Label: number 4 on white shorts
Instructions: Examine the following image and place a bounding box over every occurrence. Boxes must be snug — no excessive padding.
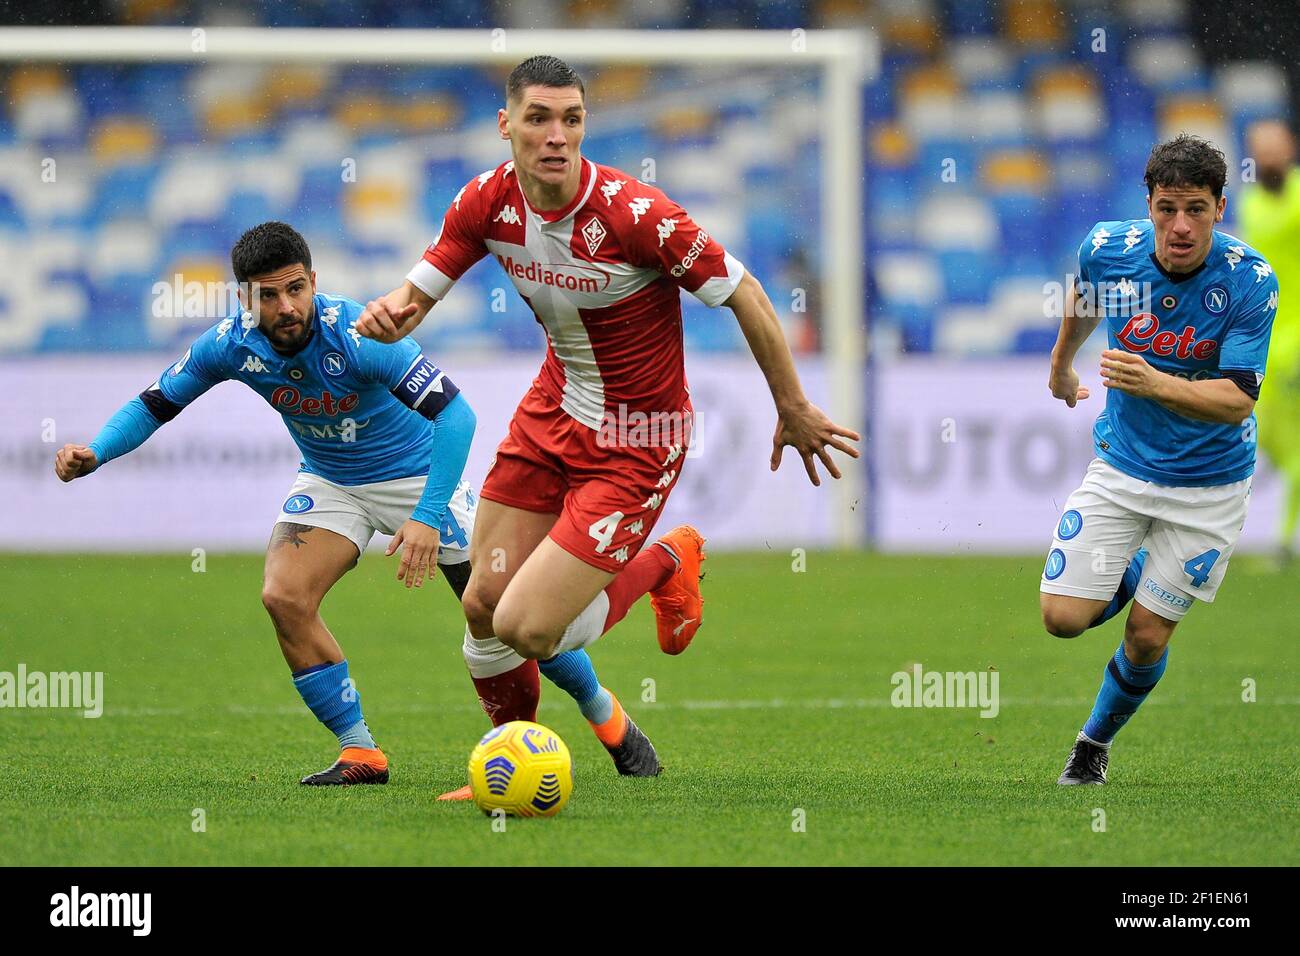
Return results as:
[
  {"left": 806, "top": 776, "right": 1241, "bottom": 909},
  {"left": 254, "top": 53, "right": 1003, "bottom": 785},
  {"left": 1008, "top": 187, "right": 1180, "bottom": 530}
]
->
[
  {"left": 588, "top": 511, "right": 625, "bottom": 554},
  {"left": 1183, "top": 548, "right": 1221, "bottom": 589}
]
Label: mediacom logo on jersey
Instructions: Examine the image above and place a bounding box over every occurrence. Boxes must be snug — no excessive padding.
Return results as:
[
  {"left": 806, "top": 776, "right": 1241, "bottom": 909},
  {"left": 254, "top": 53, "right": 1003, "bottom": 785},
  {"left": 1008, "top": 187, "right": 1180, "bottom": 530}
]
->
[
  {"left": 496, "top": 255, "right": 610, "bottom": 293},
  {"left": 1116, "top": 314, "right": 1218, "bottom": 359}
]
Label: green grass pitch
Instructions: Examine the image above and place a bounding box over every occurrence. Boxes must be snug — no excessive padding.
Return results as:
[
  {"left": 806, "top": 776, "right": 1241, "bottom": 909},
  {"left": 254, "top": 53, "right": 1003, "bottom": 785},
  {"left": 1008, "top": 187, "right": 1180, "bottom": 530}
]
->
[{"left": 1, "top": 551, "right": 1295, "bottom": 866}]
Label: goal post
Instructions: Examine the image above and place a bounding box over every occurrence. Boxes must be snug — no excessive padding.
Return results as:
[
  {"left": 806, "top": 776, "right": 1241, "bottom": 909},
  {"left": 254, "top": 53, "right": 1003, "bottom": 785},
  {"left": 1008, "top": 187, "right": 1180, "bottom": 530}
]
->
[{"left": 0, "top": 25, "right": 875, "bottom": 547}]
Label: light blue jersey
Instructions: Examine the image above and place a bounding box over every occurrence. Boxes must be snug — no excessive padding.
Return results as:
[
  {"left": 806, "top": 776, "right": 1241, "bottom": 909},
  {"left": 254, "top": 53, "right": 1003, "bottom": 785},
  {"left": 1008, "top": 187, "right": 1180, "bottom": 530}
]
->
[
  {"left": 155, "top": 293, "right": 457, "bottom": 485},
  {"left": 1075, "top": 219, "right": 1278, "bottom": 486}
]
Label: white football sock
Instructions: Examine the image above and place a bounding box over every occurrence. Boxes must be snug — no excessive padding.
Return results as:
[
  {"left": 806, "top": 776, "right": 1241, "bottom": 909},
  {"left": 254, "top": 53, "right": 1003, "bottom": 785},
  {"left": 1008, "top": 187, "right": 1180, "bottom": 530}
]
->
[
  {"left": 552, "top": 591, "right": 611, "bottom": 655},
  {"left": 461, "top": 626, "right": 528, "bottom": 678}
]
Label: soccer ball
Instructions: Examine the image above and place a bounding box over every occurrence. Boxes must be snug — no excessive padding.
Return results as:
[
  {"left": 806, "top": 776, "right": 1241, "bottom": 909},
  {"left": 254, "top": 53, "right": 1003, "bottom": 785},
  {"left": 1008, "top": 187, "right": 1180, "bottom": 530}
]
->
[{"left": 467, "top": 720, "right": 573, "bottom": 817}]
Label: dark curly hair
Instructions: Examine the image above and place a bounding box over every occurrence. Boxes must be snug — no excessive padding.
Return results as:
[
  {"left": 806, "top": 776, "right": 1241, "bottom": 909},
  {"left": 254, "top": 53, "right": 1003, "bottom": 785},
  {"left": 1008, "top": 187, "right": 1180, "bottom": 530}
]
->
[
  {"left": 231, "top": 221, "right": 311, "bottom": 283},
  {"left": 1144, "top": 134, "right": 1228, "bottom": 199}
]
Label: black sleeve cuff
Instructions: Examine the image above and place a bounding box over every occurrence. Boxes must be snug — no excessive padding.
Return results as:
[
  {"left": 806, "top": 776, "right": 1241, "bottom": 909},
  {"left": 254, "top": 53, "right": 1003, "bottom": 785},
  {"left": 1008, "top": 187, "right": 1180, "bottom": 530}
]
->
[
  {"left": 139, "top": 386, "right": 184, "bottom": 423},
  {"left": 1221, "top": 369, "right": 1261, "bottom": 401}
]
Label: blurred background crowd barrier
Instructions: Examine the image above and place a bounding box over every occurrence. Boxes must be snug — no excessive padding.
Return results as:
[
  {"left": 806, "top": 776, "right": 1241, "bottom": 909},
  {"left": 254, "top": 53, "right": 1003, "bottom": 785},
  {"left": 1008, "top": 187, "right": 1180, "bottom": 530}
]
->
[{"left": 2, "top": 0, "right": 1295, "bottom": 552}]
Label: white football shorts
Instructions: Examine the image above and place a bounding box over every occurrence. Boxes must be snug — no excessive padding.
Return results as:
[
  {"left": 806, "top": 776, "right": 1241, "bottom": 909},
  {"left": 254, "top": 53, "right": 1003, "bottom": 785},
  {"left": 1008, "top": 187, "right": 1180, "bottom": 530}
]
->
[
  {"left": 1039, "top": 458, "right": 1252, "bottom": 621},
  {"left": 274, "top": 472, "right": 476, "bottom": 564}
]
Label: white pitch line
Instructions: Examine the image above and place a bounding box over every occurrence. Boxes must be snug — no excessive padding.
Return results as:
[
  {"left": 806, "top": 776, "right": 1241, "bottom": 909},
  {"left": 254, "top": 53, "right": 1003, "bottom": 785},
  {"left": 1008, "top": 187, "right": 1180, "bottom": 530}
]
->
[{"left": 96, "top": 696, "right": 1300, "bottom": 718}]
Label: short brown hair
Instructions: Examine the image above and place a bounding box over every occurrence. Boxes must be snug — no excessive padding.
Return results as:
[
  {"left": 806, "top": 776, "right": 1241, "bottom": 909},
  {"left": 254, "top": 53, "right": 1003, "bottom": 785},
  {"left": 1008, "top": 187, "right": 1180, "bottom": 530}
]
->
[{"left": 1144, "top": 134, "right": 1227, "bottom": 199}]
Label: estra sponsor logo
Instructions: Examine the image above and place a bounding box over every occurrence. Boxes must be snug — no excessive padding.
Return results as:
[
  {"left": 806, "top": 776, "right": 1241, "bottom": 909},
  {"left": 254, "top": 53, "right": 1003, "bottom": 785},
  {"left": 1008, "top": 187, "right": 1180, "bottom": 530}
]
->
[
  {"left": 496, "top": 255, "right": 610, "bottom": 293},
  {"left": 1116, "top": 314, "right": 1218, "bottom": 359},
  {"left": 270, "top": 387, "right": 360, "bottom": 417}
]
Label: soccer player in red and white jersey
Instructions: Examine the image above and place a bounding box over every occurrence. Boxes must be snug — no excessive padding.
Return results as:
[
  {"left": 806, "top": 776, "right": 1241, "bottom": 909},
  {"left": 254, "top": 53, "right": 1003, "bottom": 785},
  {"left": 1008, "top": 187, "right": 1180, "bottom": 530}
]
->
[{"left": 358, "top": 56, "right": 859, "bottom": 783}]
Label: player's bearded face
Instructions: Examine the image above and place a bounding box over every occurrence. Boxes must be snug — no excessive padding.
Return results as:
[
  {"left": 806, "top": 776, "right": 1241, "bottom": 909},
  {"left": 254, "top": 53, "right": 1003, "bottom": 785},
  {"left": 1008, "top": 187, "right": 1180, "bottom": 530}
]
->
[
  {"left": 1147, "top": 185, "right": 1224, "bottom": 274},
  {"left": 246, "top": 265, "right": 316, "bottom": 350},
  {"left": 501, "top": 85, "right": 585, "bottom": 195}
]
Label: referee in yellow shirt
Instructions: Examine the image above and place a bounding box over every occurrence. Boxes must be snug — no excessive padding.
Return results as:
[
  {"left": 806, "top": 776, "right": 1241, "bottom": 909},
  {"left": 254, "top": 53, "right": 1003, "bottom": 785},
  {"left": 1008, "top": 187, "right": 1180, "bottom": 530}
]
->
[{"left": 1240, "top": 119, "right": 1300, "bottom": 563}]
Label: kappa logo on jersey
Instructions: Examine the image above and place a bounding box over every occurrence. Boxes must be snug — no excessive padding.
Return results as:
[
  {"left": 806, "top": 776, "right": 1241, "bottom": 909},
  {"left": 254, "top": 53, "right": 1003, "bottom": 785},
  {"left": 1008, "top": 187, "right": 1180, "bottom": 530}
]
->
[
  {"left": 477, "top": 168, "right": 496, "bottom": 189},
  {"left": 1225, "top": 245, "right": 1245, "bottom": 270},
  {"left": 1091, "top": 228, "right": 1111, "bottom": 254},
  {"left": 347, "top": 323, "right": 362, "bottom": 348},
  {"left": 452, "top": 184, "right": 467, "bottom": 211},
  {"left": 216, "top": 317, "right": 234, "bottom": 339},
  {"left": 1269, "top": 289, "right": 1279, "bottom": 310},
  {"left": 1123, "top": 224, "right": 1143, "bottom": 253},
  {"left": 322, "top": 352, "right": 347, "bottom": 377},
  {"left": 171, "top": 349, "right": 191, "bottom": 375},
  {"left": 628, "top": 196, "right": 653, "bottom": 223},
  {"left": 496, "top": 255, "right": 611, "bottom": 293},
  {"left": 600, "top": 179, "right": 627, "bottom": 204},
  {"left": 582, "top": 217, "right": 607, "bottom": 256},
  {"left": 270, "top": 386, "right": 359, "bottom": 417},
  {"left": 1203, "top": 286, "right": 1230, "bottom": 315},
  {"left": 240, "top": 310, "right": 258, "bottom": 330},
  {"left": 494, "top": 205, "right": 522, "bottom": 225},
  {"left": 656, "top": 217, "right": 679, "bottom": 247},
  {"left": 1116, "top": 314, "right": 1219, "bottom": 359},
  {"left": 1253, "top": 260, "right": 1273, "bottom": 283},
  {"left": 240, "top": 355, "right": 270, "bottom": 374},
  {"left": 320, "top": 304, "right": 340, "bottom": 328}
]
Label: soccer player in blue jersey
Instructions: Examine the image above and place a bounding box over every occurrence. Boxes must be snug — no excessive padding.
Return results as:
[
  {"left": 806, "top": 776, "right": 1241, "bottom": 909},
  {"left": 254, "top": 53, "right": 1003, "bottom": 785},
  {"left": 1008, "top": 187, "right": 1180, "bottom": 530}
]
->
[
  {"left": 54, "top": 221, "right": 661, "bottom": 786},
  {"left": 1041, "top": 135, "right": 1278, "bottom": 784}
]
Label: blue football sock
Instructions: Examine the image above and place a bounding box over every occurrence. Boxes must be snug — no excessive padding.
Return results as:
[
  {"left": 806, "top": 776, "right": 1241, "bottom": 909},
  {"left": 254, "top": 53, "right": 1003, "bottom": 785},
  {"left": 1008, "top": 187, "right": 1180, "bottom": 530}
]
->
[
  {"left": 291, "top": 659, "right": 377, "bottom": 751},
  {"left": 1090, "top": 548, "right": 1147, "bottom": 629},
  {"left": 1081, "top": 643, "right": 1168, "bottom": 745},
  {"left": 539, "top": 649, "right": 614, "bottom": 724}
]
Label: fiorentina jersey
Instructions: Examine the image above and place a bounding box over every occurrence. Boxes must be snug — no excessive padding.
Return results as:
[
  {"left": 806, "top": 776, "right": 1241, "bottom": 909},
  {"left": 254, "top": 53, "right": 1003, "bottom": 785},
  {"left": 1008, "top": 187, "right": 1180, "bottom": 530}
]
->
[
  {"left": 1075, "top": 219, "right": 1278, "bottom": 486},
  {"left": 405, "top": 158, "right": 747, "bottom": 429},
  {"left": 154, "top": 293, "right": 459, "bottom": 484}
]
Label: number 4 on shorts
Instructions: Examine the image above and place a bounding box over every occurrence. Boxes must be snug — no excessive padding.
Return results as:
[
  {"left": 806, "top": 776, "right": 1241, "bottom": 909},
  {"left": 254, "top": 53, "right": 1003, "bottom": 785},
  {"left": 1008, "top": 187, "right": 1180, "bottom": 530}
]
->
[
  {"left": 588, "top": 511, "right": 625, "bottom": 554},
  {"left": 1183, "top": 548, "right": 1220, "bottom": 588}
]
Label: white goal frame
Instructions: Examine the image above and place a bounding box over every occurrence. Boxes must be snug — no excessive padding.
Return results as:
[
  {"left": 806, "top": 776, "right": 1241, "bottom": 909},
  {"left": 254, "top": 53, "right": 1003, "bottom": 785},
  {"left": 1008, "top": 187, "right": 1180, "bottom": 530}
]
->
[{"left": 0, "top": 26, "right": 875, "bottom": 546}]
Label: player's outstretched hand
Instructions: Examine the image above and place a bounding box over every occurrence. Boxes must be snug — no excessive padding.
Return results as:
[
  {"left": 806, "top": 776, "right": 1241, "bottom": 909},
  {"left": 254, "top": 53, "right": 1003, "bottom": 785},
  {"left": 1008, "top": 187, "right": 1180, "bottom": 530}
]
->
[
  {"left": 388, "top": 518, "right": 441, "bottom": 589},
  {"left": 770, "top": 401, "right": 861, "bottom": 487},
  {"left": 1100, "top": 349, "right": 1162, "bottom": 398},
  {"left": 1049, "top": 365, "right": 1090, "bottom": 407},
  {"left": 54, "top": 444, "right": 98, "bottom": 482},
  {"left": 356, "top": 296, "right": 419, "bottom": 344}
]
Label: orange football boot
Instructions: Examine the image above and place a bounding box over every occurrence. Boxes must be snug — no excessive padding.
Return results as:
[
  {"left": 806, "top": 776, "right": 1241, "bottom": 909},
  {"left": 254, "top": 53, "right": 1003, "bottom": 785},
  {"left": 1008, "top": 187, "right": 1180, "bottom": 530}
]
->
[
  {"left": 299, "top": 746, "right": 389, "bottom": 785},
  {"left": 648, "top": 525, "right": 706, "bottom": 655}
]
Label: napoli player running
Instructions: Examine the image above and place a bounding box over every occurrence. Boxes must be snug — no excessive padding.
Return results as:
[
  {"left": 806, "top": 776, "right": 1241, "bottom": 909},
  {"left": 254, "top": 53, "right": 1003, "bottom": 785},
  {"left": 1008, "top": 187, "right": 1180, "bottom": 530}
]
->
[
  {"left": 1042, "top": 135, "right": 1277, "bottom": 784},
  {"left": 54, "top": 221, "right": 650, "bottom": 786},
  {"left": 356, "top": 55, "right": 860, "bottom": 797}
]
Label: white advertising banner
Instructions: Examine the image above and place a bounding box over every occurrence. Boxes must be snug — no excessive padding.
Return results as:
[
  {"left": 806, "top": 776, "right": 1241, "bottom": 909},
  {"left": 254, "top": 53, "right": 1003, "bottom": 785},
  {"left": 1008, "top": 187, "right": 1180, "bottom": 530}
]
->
[
  {"left": 0, "top": 353, "right": 837, "bottom": 552},
  {"left": 872, "top": 358, "right": 1286, "bottom": 554}
]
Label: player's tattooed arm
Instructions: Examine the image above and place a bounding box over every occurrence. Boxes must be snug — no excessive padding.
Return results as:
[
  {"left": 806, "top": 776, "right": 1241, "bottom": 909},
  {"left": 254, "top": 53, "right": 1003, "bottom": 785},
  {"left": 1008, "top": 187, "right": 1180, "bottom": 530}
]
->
[{"left": 270, "top": 522, "right": 316, "bottom": 550}]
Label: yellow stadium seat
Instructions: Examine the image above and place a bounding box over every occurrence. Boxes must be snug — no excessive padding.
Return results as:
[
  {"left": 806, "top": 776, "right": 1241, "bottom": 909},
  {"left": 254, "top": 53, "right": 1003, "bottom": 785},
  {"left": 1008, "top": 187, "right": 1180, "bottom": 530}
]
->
[
  {"left": 8, "top": 66, "right": 68, "bottom": 105},
  {"left": 1005, "top": 0, "right": 1065, "bottom": 48},
  {"left": 982, "top": 149, "right": 1051, "bottom": 192},
  {"left": 871, "top": 123, "right": 916, "bottom": 168},
  {"left": 90, "top": 118, "right": 159, "bottom": 165},
  {"left": 204, "top": 97, "right": 273, "bottom": 137}
]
